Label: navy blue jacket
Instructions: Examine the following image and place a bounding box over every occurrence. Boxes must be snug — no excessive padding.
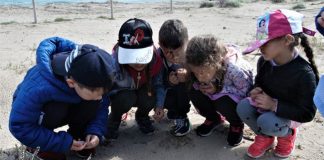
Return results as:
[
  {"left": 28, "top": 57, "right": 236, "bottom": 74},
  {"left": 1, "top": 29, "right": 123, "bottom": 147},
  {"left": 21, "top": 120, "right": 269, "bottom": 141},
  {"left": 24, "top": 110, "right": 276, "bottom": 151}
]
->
[
  {"left": 316, "top": 7, "right": 324, "bottom": 36},
  {"left": 9, "top": 37, "right": 110, "bottom": 153}
]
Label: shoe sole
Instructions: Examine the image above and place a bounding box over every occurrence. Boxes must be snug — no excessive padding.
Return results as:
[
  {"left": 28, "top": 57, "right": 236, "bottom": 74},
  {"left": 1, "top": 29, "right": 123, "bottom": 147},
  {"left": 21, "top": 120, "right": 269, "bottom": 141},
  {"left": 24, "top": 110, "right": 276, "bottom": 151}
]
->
[
  {"left": 273, "top": 143, "right": 295, "bottom": 158},
  {"left": 196, "top": 123, "right": 223, "bottom": 137},
  {"left": 246, "top": 144, "right": 274, "bottom": 159},
  {"left": 172, "top": 127, "right": 191, "bottom": 137}
]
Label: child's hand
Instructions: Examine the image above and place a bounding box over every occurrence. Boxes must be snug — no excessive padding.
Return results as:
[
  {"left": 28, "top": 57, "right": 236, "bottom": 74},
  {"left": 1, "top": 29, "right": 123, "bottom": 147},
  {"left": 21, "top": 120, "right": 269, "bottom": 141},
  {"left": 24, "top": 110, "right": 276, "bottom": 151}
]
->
[
  {"left": 199, "top": 82, "right": 217, "bottom": 94},
  {"left": 176, "top": 68, "right": 188, "bottom": 83},
  {"left": 84, "top": 135, "right": 100, "bottom": 149},
  {"left": 71, "top": 140, "right": 87, "bottom": 151},
  {"left": 169, "top": 71, "right": 179, "bottom": 85},
  {"left": 153, "top": 108, "right": 164, "bottom": 122},
  {"left": 250, "top": 87, "right": 263, "bottom": 100},
  {"left": 317, "top": 11, "right": 324, "bottom": 28},
  {"left": 254, "top": 92, "right": 277, "bottom": 111}
]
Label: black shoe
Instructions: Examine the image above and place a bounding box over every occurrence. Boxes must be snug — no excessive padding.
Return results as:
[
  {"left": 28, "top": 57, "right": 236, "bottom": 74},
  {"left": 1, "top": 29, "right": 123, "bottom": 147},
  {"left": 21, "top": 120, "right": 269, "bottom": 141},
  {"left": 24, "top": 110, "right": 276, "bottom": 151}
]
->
[
  {"left": 75, "top": 148, "right": 96, "bottom": 159},
  {"left": 196, "top": 119, "right": 224, "bottom": 137},
  {"left": 105, "top": 121, "right": 121, "bottom": 140},
  {"left": 227, "top": 123, "right": 244, "bottom": 146},
  {"left": 26, "top": 147, "right": 66, "bottom": 160},
  {"left": 136, "top": 117, "right": 155, "bottom": 135},
  {"left": 170, "top": 117, "right": 191, "bottom": 137}
]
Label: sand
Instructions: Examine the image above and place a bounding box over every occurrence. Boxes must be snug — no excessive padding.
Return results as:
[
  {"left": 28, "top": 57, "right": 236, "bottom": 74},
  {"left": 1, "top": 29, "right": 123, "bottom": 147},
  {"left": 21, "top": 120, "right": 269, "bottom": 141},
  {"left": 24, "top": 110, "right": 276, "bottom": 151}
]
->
[{"left": 1, "top": 0, "right": 324, "bottom": 159}]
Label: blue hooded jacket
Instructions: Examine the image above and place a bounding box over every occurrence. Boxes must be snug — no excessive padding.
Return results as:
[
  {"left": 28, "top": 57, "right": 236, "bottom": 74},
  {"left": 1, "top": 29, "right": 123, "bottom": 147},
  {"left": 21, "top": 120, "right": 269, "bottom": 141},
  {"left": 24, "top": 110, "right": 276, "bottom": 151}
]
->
[
  {"left": 316, "top": 7, "right": 324, "bottom": 36},
  {"left": 9, "top": 37, "right": 111, "bottom": 153}
]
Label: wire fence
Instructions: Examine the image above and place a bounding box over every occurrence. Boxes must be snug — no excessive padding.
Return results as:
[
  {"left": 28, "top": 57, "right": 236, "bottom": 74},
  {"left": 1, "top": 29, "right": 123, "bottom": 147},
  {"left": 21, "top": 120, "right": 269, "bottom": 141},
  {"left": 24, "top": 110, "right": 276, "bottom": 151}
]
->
[{"left": 1, "top": 0, "right": 179, "bottom": 24}]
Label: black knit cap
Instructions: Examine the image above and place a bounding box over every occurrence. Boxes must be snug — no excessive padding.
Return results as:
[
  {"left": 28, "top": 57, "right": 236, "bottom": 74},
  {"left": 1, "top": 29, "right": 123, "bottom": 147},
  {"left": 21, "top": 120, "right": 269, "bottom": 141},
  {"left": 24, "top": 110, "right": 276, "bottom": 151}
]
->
[{"left": 52, "top": 44, "right": 113, "bottom": 89}]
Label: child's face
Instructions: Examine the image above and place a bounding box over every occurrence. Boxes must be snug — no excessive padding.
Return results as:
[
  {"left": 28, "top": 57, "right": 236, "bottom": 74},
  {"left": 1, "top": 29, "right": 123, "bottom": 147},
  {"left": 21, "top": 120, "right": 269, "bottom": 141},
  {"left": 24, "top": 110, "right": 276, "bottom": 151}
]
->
[
  {"left": 129, "top": 64, "right": 147, "bottom": 71},
  {"left": 66, "top": 79, "right": 104, "bottom": 101},
  {"left": 160, "top": 44, "right": 186, "bottom": 64},
  {"left": 189, "top": 65, "right": 216, "bottom": 84},
  {"left": 259, "top": 36, "right": 292, "bottom": 61}
]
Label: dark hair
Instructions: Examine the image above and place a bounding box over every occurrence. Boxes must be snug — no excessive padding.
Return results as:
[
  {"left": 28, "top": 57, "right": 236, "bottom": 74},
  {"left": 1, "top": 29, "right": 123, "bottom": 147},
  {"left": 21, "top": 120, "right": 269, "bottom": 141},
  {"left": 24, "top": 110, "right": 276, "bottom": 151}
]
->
[
  {"left": 290, "top": 33, "right": 319, "bottom": 83},
  {"left": 186, "top": 34, "right": 227, "bottom": 82},
  {"left": 186, "top": 34, "right": 227, "bottom": 68},
  {"left": 159, "top": 19, "right": 188, "bottom": 49},
  {"left": 76, "top": 79, "right": 112, "bottom": 93},
  {"left": 259, "top": 19, "right": 266, "bottom": 27}
]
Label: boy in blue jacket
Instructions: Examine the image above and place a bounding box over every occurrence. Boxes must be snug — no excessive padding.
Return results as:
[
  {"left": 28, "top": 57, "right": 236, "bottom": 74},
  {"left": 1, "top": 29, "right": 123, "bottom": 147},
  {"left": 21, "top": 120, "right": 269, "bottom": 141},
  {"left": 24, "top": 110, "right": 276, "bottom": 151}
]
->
[{"left": 9, "top": 37, "right": 115, "bottom": 160}]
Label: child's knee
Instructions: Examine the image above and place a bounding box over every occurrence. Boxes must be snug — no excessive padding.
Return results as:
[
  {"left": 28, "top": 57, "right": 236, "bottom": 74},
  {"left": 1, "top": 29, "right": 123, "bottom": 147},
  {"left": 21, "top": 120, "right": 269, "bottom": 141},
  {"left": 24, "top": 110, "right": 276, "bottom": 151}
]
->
[
  {"left": 236, "top": 99, "right": 254, "bottom": 119},
  {"left": 257, "top": 113, "right": 289, "bottom": 137}
]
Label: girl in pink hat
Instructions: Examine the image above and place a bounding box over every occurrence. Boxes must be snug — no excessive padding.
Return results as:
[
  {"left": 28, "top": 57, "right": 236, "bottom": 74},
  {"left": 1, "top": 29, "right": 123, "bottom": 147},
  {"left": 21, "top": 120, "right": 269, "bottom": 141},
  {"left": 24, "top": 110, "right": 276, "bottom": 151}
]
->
[{"left": 237, "top": 9, "right": 319, "bottom": 158}]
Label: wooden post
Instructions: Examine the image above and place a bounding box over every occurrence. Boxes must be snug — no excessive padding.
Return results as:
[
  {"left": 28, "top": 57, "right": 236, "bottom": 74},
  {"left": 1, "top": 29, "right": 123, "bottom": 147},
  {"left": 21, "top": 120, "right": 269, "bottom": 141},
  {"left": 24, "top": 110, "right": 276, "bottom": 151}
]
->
[
  {"left": 170, "top": 0, "right": 173, "bottom": 13},
  {"left": 32, "top": 0, "right": 37, "bottom": 23},
  {"left": 110, "top": 0, "right": 114, "bottom": 19}
]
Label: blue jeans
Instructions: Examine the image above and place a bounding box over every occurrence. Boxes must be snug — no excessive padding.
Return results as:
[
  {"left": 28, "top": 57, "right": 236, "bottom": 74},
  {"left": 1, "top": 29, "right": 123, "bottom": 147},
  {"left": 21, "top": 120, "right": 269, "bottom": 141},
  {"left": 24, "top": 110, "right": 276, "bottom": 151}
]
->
[{"left": 236, "top": 99, "right": 292, "bottom": 137}]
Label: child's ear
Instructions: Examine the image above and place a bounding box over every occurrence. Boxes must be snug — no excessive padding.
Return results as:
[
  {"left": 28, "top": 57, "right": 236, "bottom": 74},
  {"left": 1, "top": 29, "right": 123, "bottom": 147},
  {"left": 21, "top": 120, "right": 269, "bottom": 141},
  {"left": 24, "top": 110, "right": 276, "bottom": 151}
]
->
[
  {"left": 66, "top": 78, "right": 76, "bottom": 88},
  {"left": 284, "top": 34, "right": 295, "bottom": 46}
]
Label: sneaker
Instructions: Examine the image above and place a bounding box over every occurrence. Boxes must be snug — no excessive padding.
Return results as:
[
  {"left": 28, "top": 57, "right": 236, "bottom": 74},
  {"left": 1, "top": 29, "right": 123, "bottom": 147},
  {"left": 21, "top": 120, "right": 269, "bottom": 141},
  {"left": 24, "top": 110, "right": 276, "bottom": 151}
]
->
[
  {"left": 170, "top": 117, "right": 191, "bottom": 137},
  {"left": 227, "top": 124, "right": 244, "bottom": 146},
  {"left": 26, "top": 148, "right": 66, "bottom": 160},
  {"left": 75, "top": 148, "right": 96, "bottom": 159},
  {"left": 247, "top": 135, "right": 275, "bottom": 158},
  {"left": 195, "top": 119, "right": 224, "bottom": 137},
  {"left": 274, "top": 128, "right": 297, "bottom": 158},
  {"left": 136, "top": 117, "right": 155, "bottom": 135}
]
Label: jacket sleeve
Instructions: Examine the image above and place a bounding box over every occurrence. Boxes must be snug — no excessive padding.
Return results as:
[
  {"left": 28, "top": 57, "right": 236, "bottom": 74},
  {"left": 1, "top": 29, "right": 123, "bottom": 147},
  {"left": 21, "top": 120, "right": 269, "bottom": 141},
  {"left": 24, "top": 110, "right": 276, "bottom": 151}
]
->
[
  {"left": 153, "top": 68, "right": 167, "bottom": 108},
  {"left": 315, "top": 7, "right": 324, "bottom": 36},
  {"left": 36, "top": 37, "right": 76, "bottom": 67},
  {"left": 275, "top": 71, "right": 317, "bottom": 123},
  {"left": 9, "top": 85, "right": 73, "bottom": 153},
  {"left": 85, "top": 95, "right": 109, "bottom": 142},
  {"left": 254, "top": 57, "right": 265, "bottom": 88},
  {"left": 227, "top": 63, "right": 253, "bottom": 98},
  {"left": 314, "top": 75, "right": 324, "bottom": 116}
]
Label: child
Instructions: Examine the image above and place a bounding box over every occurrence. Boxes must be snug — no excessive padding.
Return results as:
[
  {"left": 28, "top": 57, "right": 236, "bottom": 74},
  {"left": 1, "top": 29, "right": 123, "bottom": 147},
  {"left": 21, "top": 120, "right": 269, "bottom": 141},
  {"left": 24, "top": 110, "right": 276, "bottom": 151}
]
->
[
  {"left": 314, "top": 7, "right": 324, "bottom": 116},
  {"left": 9, "top": 37, "right": 115, "bottom": 159},
  {"left": 106, "top": 18, "right": 164, "bottom": 140},
  {"left": 237, "top": 9, "right": 318, "bottom": 158},
  {"left": 185, "top": 35, "right": 253, "bottom": 146},
  {"left": 153, "top": 19, "right": 191, "bottom": 137},
  {"left": 315, "top": 7, "right": 324, "bottom": 36}
]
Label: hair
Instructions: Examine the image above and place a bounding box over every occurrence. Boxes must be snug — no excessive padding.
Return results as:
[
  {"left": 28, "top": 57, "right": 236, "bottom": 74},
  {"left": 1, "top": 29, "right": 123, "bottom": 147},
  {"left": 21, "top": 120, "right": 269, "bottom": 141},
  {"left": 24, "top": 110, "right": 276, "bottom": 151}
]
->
[
  {"left": 186, "top": 34, "right": 227, "bottom": 67},
  {"left": 75, "top": 79, "right": 112, "bottom": 93},
  {"left": 259, "top": 19, "right": 266, "bottom": 27},
  {"left": 159, "top": 19, "right": 188, "bottom": 50},
  {"left": 290, "top": 33, "right": 319, "bottom": 83},
  {"left": 186, "top": 34, "right": 227, "bottom": 81}
]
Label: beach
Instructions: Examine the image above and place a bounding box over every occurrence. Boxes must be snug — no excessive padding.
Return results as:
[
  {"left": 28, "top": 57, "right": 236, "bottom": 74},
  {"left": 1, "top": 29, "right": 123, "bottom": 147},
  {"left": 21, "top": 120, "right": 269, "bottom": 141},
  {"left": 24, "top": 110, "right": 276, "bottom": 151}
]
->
[{"left": 1, "top": 0, "right": 324, "bottom": 159}]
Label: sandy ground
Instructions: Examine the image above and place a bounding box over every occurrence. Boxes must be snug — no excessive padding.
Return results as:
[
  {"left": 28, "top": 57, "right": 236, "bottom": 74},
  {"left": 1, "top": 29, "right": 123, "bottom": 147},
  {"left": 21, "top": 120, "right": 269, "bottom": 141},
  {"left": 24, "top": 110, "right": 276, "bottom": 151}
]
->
[{"left": 1, "top": 0, "right": 324, "bottom": 159}]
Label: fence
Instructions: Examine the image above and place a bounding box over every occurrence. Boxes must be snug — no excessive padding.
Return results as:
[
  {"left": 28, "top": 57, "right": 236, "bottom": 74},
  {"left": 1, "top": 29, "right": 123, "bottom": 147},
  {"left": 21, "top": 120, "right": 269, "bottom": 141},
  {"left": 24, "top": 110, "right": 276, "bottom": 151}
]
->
[{"left": 2, "top": 0, "right": 175, "bottom": 24}]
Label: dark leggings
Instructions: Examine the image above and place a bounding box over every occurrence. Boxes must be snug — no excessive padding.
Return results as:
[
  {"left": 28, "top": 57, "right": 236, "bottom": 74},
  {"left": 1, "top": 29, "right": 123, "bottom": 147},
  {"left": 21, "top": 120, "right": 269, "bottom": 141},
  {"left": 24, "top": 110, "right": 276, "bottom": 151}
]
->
[
  {"left": 189, "top": 89, "right": 243, "bottom": 126},
  {"left": 41, "top": 100, "right": 101, "bottom": 140},
  {"left": 164, "top": 83, "right": 191, "bottom": 119},
  {"left": 108, "top": 86, "right": 156, "bottom": 125}
]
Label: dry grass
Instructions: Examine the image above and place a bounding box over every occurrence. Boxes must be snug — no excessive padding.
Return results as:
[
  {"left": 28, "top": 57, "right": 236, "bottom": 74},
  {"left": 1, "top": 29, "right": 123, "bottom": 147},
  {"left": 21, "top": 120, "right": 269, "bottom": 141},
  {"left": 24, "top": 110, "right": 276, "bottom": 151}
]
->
[
  {"left": 271, "top": 0, "right": 285, "bottom": 3},
  {"left": 218, "top": 0, "right": 241, "bottom": 8},
  {"left": 292, "top": 3, "right": 306, "bottom": 10},
  {"left": 199, "top": 2, "right": 214, "bottom": 8},
  {"left": 54, "top": 17, "right": 72, "bottom": 22},
  {"left": 0, "top": 21, "right": 17, "bottom": 25}
]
